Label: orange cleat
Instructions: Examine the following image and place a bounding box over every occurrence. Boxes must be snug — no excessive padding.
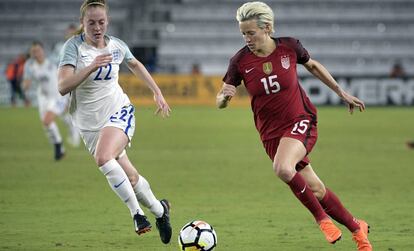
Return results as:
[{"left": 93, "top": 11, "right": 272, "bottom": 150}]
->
[
  {"left": 133, "top": 213, "right": 152, "bottom": 235},
  {"left": 352, "top": 219, "right": 372, "bottom": 251},
  {"left": 319, "top": 218, "right": 342, "bottom": 244}
]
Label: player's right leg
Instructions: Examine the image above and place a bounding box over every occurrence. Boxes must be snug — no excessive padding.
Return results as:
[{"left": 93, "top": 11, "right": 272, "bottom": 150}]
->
[
  {"left": 273, "top": 137, "right": 341, "bottom": 244},
  {"left": 42, "top": 110, "right": 64, "bottom": 160},
  {"left": 94, "top": 127, "right": 151, "bottom": 235},
  {"left": 118, "top": 154, "right": 172, "bottom": 244}
]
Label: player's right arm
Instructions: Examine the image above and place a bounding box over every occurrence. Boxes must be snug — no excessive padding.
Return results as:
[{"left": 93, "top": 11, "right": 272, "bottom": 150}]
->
[
  {"left": 22, "top": 60, "right": 32, "bottom": 91},
  {"left": 216, "top": 83, "right": 236, "bottom": 109},
  {"left": 58, "top": 53, "right": 112, "bottom": 95}
]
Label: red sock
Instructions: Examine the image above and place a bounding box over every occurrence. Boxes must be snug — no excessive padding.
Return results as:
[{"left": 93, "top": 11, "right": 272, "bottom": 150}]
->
[
  {"left": 319, "top": 188, "right": 359, "bottom": 232},
  {"left": 287, "top": 173, "right": 327, "bottom": 223}
]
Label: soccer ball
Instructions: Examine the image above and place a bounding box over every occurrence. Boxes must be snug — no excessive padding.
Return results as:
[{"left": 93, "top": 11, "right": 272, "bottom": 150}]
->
[{"left": 178, "top": 220, "right": 217, "bottom": 251}]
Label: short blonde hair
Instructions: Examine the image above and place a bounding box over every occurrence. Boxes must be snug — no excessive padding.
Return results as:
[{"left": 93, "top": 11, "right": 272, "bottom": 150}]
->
[{"left": 236, "top": 1, "right": 274, "bottom": 33}]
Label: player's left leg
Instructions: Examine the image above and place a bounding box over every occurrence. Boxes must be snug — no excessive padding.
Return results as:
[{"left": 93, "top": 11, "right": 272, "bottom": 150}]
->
[
  {"left": 300, "top": 165, "right": 372, "bottom": 250},
  {"left": 117, "top": 154, "right": 172, "bottom": 244},
  {"left": 299, "top": 164, "right": 360, "bottom": 232}
]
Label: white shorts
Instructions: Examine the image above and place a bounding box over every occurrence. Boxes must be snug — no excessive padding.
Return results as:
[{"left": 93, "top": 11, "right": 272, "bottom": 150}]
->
[
  {"left": 38, "top": 94, "right": 69, "bottom": 119},
  {"left": 80, "top": 104, "right": 136, "bottom": 156}
]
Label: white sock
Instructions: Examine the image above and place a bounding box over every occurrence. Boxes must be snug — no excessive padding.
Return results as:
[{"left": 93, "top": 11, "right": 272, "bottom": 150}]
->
[
  {"left": 99, "top": 159, "right": 144, "bottom": 216},
  {"left": 134, "top": 175, "right": 164, "bottom": 218},
  {"left": 45, "top": 122, "right": 62, "bottom": 144}
]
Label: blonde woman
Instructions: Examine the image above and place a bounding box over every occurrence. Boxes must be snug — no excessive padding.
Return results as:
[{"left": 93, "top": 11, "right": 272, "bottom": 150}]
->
[
  {"left": 217, "top": 2, "right": 372, "bottom": 250},
  {"left": 58, "top": 0, "right": 172, "bottom": 244}
]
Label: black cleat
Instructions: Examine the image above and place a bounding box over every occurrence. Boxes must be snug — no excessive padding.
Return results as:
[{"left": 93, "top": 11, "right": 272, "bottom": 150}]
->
[
  {"left": 54, "top": 143, "right": 65, "bottom": 161},
  {"left": 156, "top": 199, "right": 172, "bottom": 244},
  {"left": 133, "top": 213, "right": 152, "bottom": 235}
]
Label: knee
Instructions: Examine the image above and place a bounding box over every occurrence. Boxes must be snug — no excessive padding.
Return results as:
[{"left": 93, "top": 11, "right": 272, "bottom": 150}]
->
[
  {"left": 94, "top": 152, "right": 113, "bottom": 167},
  {"left": 128, "top": 171, "right": 139, "bottom": 187},
  {"left": 42, "top": 119, "right": 51, "bottom": 127},
  {"left": 273, "top": 161, "right": 296, "bottom": 182},
  {"left": 309, "top": 182, "right": 326, "bottom": 200}
]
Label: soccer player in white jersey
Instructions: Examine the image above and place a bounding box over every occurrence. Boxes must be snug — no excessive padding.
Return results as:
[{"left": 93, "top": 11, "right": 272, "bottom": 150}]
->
[
  {"left": 23, "top": 41, "right": 79, "bottom": 160},
  {"left": 51, "top": 24, "right": 82, "bottom": 147},
  {"left": 57, "top": 0, "right": 172, "bottom": 244}
]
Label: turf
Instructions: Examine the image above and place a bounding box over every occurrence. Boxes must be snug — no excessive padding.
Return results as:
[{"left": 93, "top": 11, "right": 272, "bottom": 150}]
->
[{"left": 0, "top": 106, "right": 413, "bottom": 250}]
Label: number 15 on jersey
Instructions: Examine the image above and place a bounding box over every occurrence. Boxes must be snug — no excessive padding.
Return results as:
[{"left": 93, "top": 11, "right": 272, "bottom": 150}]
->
[{"left": 261, "top": 75, "right": 280, "bottom": 95}]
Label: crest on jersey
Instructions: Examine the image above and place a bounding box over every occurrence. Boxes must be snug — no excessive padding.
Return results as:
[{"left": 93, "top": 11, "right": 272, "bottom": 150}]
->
[
  {"left": 281, "top": 55, "right": 290, "bottom": 69},
  {"left": 111, "top": 49, "right": 121, "bottom": 62},
  {"left": 263, "top": 62, "right": 273, "bottom": 75}
]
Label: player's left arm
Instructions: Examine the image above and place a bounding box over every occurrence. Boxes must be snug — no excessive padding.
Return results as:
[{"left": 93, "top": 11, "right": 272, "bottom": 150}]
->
[
  {"left": 126, "top": 58, "right": 171, "bottom": 117},
  {"left": 303, "top": 58, "right": 365, "bottom": 114}
]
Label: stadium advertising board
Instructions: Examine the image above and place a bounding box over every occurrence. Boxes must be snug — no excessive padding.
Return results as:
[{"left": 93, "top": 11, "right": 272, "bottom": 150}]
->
[{"left": 119, "top": 74, "right": 414, "bottom": 106}]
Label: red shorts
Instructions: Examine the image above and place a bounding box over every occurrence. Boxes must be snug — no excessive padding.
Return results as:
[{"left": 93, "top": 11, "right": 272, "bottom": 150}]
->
[{"left": 262, "top": 116, "right": 317, "bottom": 171}]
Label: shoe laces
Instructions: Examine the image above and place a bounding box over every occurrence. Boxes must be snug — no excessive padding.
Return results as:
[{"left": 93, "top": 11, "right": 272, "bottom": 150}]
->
[{"left": 352, "top": 230, "right": 371, "bottom": 249}]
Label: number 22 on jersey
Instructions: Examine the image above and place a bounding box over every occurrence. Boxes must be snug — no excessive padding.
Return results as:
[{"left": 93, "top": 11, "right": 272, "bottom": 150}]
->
[
  {"left": 94, "top": 63, "right": 112, "bottom": 81},
  {"left": 261, "top": 75, "right": 280, "bottom": 95}
]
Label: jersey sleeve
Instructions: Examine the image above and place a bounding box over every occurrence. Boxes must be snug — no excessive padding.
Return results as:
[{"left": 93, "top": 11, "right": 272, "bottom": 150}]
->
[
  {"left": 292, "top": 38, "right": 310, "bottom": 64},
  {"left": 295, "top": 39, "right": 310, "bottom": 64},
  {"left": 112, "top": 36, "right": 134, "bottom": 62},
  {"left": 59, "top": 37, "right": 78, "bottom": 67},
  {"left": 279, "top": 37, "right": 310, "bottom": 64},
  {"left": 222, "top": 57, "right": 243, "bottom": 87}
]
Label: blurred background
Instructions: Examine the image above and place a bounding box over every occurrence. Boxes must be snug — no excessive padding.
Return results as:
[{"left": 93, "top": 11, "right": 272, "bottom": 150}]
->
[
  {"left": 1, "top": 1, "right": 414, "bottom": 250},
  {"left": 0, "top": 0, "right": 413, "bottom": 107}
]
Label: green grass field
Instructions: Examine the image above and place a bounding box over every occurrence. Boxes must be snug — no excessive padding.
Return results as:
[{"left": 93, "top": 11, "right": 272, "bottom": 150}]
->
[{"left": 1, "top": 106, "right": 413, "bottom": 251}]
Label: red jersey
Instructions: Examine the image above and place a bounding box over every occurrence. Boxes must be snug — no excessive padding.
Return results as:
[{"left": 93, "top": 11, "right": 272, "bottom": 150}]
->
[{"left": 223, "top": 37, "right": 317, "bottom": 141}]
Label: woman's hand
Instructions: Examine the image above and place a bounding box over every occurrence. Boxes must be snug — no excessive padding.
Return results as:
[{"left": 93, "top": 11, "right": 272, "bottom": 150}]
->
[
  {"left": 340, "top": 91, "right": 365, "bottom": 114},
  {"left": 90, "top": 53, "right": 112, "bottom": 71},
  {"left": 153, "top": 93, "right": 171, "bottom": 118},
  {"left": 217, "top": 83, "right": 236, "bottom": 108}
]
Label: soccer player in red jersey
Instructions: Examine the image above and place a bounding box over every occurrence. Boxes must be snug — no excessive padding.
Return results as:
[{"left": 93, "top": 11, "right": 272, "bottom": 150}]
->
[{"left": 217, "top": 2, "right": 372, "bottom": 250}]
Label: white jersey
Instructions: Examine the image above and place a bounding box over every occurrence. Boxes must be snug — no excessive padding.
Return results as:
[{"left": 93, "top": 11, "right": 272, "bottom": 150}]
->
[
  {"left": 59, "top": 34, "right": 133, "bottom": 131},
  {"left": 24, "top": 58, "right": 61, "bottom": 100}
]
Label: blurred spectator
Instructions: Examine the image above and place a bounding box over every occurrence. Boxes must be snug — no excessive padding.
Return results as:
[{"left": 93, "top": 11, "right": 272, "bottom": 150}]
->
[
  {"left": 191, "top": 63, "right": 201, "bottom": 75},
  {"left": 5, "top": 53, "right": 31, "bottom": 107},
  {"left": 389, "top": 61, "right": 406, "bottom": 78}
]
